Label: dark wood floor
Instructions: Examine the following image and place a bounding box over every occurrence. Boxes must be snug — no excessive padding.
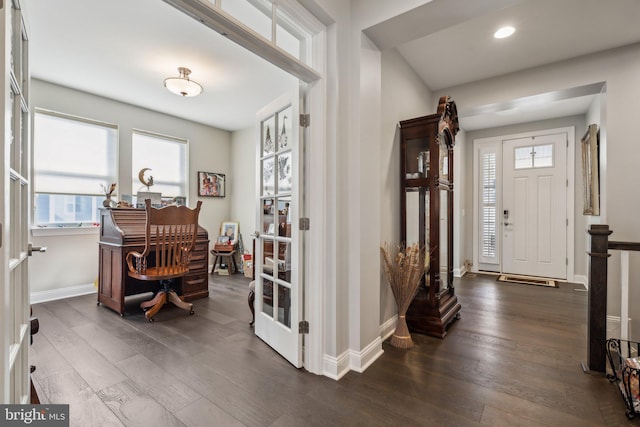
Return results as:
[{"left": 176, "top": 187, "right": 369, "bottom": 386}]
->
[{"left": 31, "top": 273, "right": 635, "bottom": 426}]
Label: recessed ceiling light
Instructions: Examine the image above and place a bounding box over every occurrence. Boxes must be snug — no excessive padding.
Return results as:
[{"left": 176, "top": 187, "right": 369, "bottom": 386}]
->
[{"left": 494, "top": 26, "right": 515, "bottom": 39}]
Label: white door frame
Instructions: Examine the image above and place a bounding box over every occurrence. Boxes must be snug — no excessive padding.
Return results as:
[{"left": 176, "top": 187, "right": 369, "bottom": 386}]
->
[
  {"left": 1, "top": 0, "right": 31, "bottom": 403},
  {"left": 165, "top": 0, "right": 327, "bottom": 376},
  {"left": 472, "top": 126, "right": 576, "bottom": 282}
]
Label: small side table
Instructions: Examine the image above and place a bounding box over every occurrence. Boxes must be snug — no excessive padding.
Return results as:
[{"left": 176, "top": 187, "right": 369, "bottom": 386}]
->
[{"left": 210, "top": 249, "right": 238, "bottom": 274}]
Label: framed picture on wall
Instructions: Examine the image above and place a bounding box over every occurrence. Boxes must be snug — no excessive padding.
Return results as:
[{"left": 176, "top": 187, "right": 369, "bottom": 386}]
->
[
  {"left": 198, "top": 171, "right": 225, "bottom": 197},
  {"left": 581, "top": 124, "right": 600, "bottom": 215}
]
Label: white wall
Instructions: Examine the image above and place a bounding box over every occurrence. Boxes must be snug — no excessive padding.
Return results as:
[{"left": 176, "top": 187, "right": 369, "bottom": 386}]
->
[
  {"left": 435, "top": 43, "right": 640, "bottom": 330},
  {"left": 29, "top": 79, "right": 232, "bottom": 297},
  {"left": 379, "top": 47, "right": 433, "bottom": 328},
  {"left": 308, "top": 0, "right": 435, "bottom": 377},
  {"left": 230, "top": 126, "right": 256, "bottom": 255}
]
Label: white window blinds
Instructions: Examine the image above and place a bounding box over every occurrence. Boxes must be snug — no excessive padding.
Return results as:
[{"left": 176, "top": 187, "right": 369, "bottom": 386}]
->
[
  {"left": 480, "top": 151, "right": 498, "bottom": 263},
  {"left": 34, "top": 111, "right": 118, "bottom": 196},
  {"left": 131, "top": 131, "right": 188, "bottom": 198}
]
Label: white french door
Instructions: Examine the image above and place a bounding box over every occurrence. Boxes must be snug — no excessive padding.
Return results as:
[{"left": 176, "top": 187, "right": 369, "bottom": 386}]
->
[
  {"left": 254, "top": 87, "right": 304, "bottom": 368},
  {"left": 502, "top": 134, "right": 567, "bottom": 279},
  {"left": 1, "top": 0, "right": 32, "bottom": 403}
]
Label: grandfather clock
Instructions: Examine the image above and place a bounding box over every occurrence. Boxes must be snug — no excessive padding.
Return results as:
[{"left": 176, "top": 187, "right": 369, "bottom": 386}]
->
[{"left": 399, "top": 96, "right": 461, "bottom": 338}]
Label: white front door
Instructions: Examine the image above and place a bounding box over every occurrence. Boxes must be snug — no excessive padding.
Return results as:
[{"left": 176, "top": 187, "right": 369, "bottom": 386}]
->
[
  {"left": 255, "top": 88, "right": 304, "bottom": 368},
  {"left": 1, "top": 0, "right": 32, "bottom": 403},
  {"left": 502, "top": 134, "right": 567, "bottom": 279}
]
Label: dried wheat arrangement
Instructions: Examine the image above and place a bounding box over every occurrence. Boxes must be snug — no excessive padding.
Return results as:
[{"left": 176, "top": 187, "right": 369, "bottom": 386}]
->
[{"left": 380, "top": 243, "right": 426, "bottom": 349}]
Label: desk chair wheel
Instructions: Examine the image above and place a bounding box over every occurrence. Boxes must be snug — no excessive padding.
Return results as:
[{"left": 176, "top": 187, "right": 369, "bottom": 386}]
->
[
  {"left": 148, "top": 317, "right": 155, "bottom": 323},
  {"left": 190, "top": 309, "right": 195, "bottom": 315}
]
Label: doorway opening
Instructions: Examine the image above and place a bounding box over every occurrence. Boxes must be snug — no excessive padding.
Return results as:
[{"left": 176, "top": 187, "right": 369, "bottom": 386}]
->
[{"left": 473, "top": 126, "right": 575, "bottom": 281}]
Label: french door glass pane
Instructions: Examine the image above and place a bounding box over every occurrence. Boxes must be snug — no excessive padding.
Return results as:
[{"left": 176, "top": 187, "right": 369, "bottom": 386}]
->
[
  {"left": 277, "top": 151, "right": 292, "bottom": 193},
  {"left": 262, "top": 157, "right": 275, "bottom": 196},
  {"left": 277, "top": 106, "right": 292, "bottom": 150},
  {"left": 277, "top": 197, "right": 291, "bottom": 237},
  {"left": 262, "top": 115, "right": 276, "bottom": 155},
  {"left": 262, "top": 278, "right": 274, "bottom": 317},
  {"left": 276, "top": 284, "right": 291, "bottom": 327}
]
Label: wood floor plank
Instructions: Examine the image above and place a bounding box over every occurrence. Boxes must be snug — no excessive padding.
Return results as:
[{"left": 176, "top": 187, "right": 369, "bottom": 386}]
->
[
  {"left": 31, "top": 273, "right": 637, "bottom": 426},
  {"left": 114, "top": 353, "right": 201, "bottom": 413},
  {"left": 174, "top": 397, "right": 244, "bottom": 427},
  {"left": 36, "top": 370, "right": 124, "bottom": 426},
  {"left": 72, "top": 322, "right": 139, "bottom": 364},
  {"left": 98, "top": 379, "right": 185, "bottom": 427}
]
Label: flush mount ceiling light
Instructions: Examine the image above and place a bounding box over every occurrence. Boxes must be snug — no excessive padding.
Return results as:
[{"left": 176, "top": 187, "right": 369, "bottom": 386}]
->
[
  {"left": 494, "top": 26, "right": 515, "bottom": 39},
  {"left": 164, "top": 67, "right": 203, "bottom": 97}
]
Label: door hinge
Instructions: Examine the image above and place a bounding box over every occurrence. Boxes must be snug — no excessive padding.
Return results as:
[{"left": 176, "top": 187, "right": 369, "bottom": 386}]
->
[
  {"left": 566, "top": 218, "right": 569, "bottom": 226},
  {"left": 299, "top": 217, "right": 310, "bottom": 230},
  {"left": 300, "top": 113, "right": 310, "bottom": 128},
  {"left": 299, "top": 320, "right": 309, "bottom": 334},
  {"left": 566, "top": 257, "right": 568, "bottom": 266}
]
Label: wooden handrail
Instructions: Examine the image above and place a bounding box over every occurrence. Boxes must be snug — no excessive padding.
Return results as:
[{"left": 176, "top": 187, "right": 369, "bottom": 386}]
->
[{"left": 608, "top": 241, "right": 640, "bottom": 252}]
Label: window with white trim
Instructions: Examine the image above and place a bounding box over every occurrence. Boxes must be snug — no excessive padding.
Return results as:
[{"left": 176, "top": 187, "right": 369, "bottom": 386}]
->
[
  {"left": 131, "top": 131, "right": 187, "bottom": 201},
  {"left": 34, "top": 110, "right": 117, "bottom": 227},
  {"left": 480, "top": 150, "right": 499, "bottom": 264}
]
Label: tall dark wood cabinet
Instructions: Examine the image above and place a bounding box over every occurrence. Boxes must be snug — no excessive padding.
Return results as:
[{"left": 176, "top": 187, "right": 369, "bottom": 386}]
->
[{"left": 399, "top": 96, "right": 461, "bottom": 338}]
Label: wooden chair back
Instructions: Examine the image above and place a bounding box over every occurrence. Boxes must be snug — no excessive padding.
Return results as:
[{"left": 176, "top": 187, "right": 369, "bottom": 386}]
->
[{"left": 126, "top": 199, "right": 202, "bottom": 280}]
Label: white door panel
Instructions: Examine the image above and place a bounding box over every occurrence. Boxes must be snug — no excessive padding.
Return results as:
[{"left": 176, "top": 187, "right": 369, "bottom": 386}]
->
[
  {"left": 1, "top": 2, "right": 31, "bottom": 403},
  {"left": 255, "top": 88, "right": 303, "bottom": 368},
  {"left": 503, "top": 134, "right": 567, "bottom": 279}
]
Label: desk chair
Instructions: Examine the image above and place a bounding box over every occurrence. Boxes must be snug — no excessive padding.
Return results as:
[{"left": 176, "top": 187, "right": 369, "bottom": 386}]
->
[{"left": 126, "top": 199, "right": 202, "bottom": 322}]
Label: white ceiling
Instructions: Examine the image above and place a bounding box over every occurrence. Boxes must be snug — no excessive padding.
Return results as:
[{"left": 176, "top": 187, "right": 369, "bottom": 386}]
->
[
  {"left": 28, "top": 0, "right": 640, "bottom": 132},
  {"left": 365, "top": 0, "right": 640, "bottom": 130},
  {"left": 28, "top": 0, "right": 297, "bottom": 131}
]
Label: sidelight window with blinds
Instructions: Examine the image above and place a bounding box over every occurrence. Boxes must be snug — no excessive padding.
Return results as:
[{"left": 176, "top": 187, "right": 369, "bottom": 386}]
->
[{"left": 479, "top": 150, "right": 499, "bottom": 265}]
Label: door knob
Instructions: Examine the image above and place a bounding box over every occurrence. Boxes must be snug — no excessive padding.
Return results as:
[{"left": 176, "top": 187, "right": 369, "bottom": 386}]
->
[
  {"left": 504, "top": 222, "right": 512, "bottom": 226},
  {"left": 28, "top": 243, "right": 47, "bottom": 256}
]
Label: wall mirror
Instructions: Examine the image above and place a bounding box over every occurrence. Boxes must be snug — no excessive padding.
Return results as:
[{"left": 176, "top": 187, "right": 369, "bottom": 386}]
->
[{"left": 581, "top": 124, "right": 600, "bottom": 215}]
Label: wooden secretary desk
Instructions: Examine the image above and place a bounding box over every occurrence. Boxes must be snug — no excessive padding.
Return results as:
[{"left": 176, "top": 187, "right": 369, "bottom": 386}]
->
[
  {"left": 98, "top": 208, "right": 209, "bottom": 315},
  {"left": 399, "top": 96, "right": 461, "bottom": 338}
]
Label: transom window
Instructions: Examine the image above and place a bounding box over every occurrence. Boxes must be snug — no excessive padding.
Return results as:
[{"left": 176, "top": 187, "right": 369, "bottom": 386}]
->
[{"left": 514, "top": 144, "right": 554, "bottom": 169}]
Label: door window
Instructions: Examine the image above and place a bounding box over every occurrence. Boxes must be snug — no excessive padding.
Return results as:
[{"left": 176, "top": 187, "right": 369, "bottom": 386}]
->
[{"left": 514, "top": 143, "right": 554, "bottom": 169}]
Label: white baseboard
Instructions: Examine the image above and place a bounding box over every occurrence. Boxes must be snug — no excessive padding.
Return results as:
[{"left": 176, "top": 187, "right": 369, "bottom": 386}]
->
[
  {"left": 454, "top": 265, "right": 467, "bottom": 278},
  {"left": 607, "top": 315, "right": 633, "bottom": 340},
  {"left": 349, "top": 337, "right": 383, "bottom": 373},
  {"left": 380, "top": 315, "right": 396, "bottom": 341},
  {"left": 323, "top": 350, "right": 351, "bottom": 380},
  {"left": 30, "top": 283, "right": 97, "bottom": 304},
  {"left": 573, "top": 274, "right": 588, "bottom": 289},
  {"left": 323, "top": 336, "right": 385, "bottom": 380}
]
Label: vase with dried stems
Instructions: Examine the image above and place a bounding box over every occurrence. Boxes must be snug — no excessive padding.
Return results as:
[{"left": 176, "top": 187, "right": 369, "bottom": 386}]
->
[{"left": 380, "top": 243, "right": 426, "bottom": 349}]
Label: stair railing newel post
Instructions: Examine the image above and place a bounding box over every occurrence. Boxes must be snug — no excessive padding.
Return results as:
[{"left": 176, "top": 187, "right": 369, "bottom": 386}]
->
[{"left": 587, "top": 224, "right": 612, "bottom": 373}]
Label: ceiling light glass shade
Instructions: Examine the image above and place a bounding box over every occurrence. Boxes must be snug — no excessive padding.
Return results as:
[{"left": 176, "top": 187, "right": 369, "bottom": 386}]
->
[
  {"left": 164, "top": 67, "right": 203, "bottom": 97},
  {"left": 494, "top": 26, "right": 515, "bottom": 39}
]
